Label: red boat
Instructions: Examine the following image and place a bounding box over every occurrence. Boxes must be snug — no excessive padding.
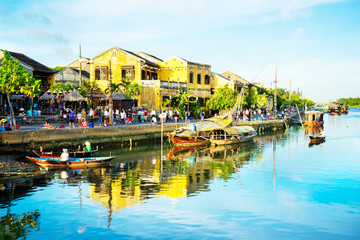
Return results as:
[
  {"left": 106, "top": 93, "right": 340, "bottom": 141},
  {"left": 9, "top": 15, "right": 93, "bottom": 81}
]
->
[
  {"left": 166, "top": 133, "right": 209, "bottom": 146},
  {"left": 32, "top": 150, "right": 98, "bottom": 158},
  {"left": 26, "top": 156, "right": 114, "bottom": 168}
]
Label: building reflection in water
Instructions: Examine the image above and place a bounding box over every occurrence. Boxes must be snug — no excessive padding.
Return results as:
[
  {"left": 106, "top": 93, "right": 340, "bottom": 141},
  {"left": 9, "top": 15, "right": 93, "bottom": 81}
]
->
[{"left": 86, "top": 141, "right": 260, "bottom": 225}]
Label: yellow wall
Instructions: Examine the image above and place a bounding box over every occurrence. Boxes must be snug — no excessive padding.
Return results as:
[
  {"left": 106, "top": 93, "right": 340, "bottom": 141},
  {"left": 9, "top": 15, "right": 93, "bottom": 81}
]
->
[
  {"left": 90, "top": 47, "right": 142, "bottom": 90},
  {"left": 159, "top": 57, "right": 212, "bottom": 101},
  {"left": 90, "top": 49, "right": 215, "bottom": 110}
]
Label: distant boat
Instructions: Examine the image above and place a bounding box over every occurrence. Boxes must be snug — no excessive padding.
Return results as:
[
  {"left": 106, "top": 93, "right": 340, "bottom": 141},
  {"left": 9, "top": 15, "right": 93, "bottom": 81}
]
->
[
  {"left": 209, "top": 126, "right": 257, "bottom": 146},
  {"left": 26, "top": 156, "right": 114, "bottom": 168}
]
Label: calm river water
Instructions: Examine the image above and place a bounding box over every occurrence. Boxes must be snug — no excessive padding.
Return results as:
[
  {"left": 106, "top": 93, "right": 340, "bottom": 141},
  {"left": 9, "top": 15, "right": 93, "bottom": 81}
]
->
[{"left": 1, "top": 109, "right": 360, "bottom": 239}]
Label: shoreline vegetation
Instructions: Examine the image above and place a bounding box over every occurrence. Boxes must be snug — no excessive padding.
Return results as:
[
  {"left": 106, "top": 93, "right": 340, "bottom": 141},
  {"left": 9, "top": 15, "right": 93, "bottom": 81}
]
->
[{"left": 338, "top": 97, "right": 360, "bottom": 107}]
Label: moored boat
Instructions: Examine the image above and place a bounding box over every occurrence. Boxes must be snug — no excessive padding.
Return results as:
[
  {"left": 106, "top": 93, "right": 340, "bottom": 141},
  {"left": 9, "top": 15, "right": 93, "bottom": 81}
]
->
[
  {"left": 26, "top": 156, "right": 114, "bottom": 168},
  {"left": 167, "top": 115, "right": 232, "bottom": 146},
  {"left": 33, "top": 149, "right": 98, "bottom": 158},
  {"left": 303, "top": 111, "right": 324, "bottom": 127},
  {"left": 209, "top": 126, "right": 257, "bottom": 146}
]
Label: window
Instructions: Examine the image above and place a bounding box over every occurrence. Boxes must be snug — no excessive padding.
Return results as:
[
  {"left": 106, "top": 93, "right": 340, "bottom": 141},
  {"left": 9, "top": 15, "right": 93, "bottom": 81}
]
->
[
  {"left": 211, "top": 88, "right": 215, "bottom": 95},
  {"left": 197, "top": 73, "right": 201, "bottom": 84},
  {"left": 151, "top": 72, "right": 158, "bottom": 80},
  {"left": 161, "top": 81, "right": 168, "bottom": 88},
  {"left": 95, "top": 66, "right": 109, "bottom": 80},
  {"left": 204, "top": 75, "right": 210, "bottom": 84},
  {"left": 141, "top": 70, "right": 146, "bottom": 80},
  {"left": 121, "top": 66, "right": 135, "bottom": 80},
  {"left": 189, "top": 72, "right": 194, "bottom": 83}
]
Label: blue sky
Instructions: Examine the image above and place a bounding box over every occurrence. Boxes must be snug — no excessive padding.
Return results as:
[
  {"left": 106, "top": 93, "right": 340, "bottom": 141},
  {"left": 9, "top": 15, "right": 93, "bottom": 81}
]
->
[{"left": 1, "top": 0, "right": 359, "bottom": 102}]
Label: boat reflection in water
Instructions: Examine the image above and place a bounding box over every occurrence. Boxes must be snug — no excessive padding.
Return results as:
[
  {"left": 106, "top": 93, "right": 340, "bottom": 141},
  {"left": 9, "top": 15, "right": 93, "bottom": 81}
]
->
[{"left": 304, "top": 126, "right": 326, "bottom": 147}]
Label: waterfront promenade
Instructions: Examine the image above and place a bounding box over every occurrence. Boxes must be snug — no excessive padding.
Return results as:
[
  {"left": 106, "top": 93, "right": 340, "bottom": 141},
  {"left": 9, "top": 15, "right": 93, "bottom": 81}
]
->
[{"left": 0, "top": 116, "right": 288, "bottom": 153}]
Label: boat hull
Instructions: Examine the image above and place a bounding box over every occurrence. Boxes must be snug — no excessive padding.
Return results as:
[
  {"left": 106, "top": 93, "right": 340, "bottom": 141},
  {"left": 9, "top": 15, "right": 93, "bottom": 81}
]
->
[
  {"left": 26, "top": 156, "right": 114, "bottom": 168},
  {"left": 210, "top": 135, "right": 255, "bottom": 146},
  {"left": 309, "top": 136, "right": 325, "bottom": 144},
  {"left": 166, "top": 133, "right": 209, "bottom": 146},
  {"left": 33, "top": 150, "right": 97, "bottom": 158}
]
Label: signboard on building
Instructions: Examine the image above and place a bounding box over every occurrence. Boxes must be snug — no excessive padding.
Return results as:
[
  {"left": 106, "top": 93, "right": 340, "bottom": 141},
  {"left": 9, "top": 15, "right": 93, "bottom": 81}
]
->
[{"left": 141, "top": 80, "right": 157, "bottom": 87}]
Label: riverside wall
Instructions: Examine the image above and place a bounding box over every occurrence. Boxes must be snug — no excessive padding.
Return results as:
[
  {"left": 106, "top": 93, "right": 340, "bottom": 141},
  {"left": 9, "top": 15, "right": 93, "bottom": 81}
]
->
[
  {"left": 0, "top": 124, "right": 183, "bottom": 152},
  {"left": 0, "top": 119, "right": 289, "bottom": 152}
]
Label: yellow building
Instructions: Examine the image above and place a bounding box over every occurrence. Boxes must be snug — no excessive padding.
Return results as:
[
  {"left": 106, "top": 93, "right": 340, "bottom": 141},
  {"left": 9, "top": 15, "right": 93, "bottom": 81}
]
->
[
  {"left": 138, "top": 53, "right": 212, "bottom": 110},
  {"left": 210, "top": 72, "right": 248, "bottom": 96},
  {"left": 90, "top": 47, "right": 214, "bottom": 110},
  {"left": 90, "top": 47, "right": 160, "bottom": 108}
]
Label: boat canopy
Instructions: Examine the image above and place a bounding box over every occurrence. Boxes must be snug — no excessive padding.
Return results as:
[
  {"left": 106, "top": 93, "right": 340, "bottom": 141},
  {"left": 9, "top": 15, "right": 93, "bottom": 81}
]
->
[
  {"left": 184, "top": 115, "right": 233, "bottom": 132},
  {"left": 305, "top": 111, "right": 324, "bottom": 122},
  {"left": 211, "top": 126, "right": 256, "bottom": 135}
]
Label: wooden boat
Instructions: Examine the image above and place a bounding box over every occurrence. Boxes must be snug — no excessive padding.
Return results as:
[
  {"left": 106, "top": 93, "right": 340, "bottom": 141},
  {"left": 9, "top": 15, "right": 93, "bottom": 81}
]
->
[
  {"left": 209, "top": 126, "right": 257, "bottom": 146},
  {"left": 26, "top": 156, "right": 114, "bottom": 168},
  {"left": 167, "top": 115, "right": 232, "bottom": 146},
  {"left": 33, "top": 149, "right": 98, "bottom": 158},
  {"left": 303, "top": 111, "right": 324, "bottom": 127},
  {"left": 329, "top": 103, "right": 341, "bottom": 115},
  {"left": 309, "top": 136, "right": 325, "bottom": 144},
  {"left": 339, "top": 103, "right": 349, "bottom": 114}
]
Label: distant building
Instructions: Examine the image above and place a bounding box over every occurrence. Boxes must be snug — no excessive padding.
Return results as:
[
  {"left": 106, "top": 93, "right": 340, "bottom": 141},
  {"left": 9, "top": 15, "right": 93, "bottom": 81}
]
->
[
  {"left": 54, "top": 67, "right": 90, "bottom": 86},
  {"left": 211, "top": 72, "right": 248, "bottom": 95}
]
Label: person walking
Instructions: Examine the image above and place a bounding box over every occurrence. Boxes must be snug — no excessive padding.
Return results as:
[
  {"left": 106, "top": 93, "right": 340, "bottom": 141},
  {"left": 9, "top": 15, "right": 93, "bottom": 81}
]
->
[
  {"left": 69, "top": 110, "right": 75, "bottom": 128},
  {"left": 88, "top": 108, "right": 94, "bottom": 122},
  {"left": 174, "top": 110, "right": 179, "bottom": 123},
  {"left": 77, "top": 111, "right": 82, "bottom": 126},
  {"left": 81, "top": 109, "right": 86, "bottom": 124}
]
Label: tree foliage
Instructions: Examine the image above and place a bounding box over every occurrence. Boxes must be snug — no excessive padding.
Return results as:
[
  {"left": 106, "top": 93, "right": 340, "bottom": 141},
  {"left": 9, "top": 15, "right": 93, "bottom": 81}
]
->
[
  {"left": 206, "top": 85, "right": 238, "bottom": 111},
  {"left": 124, "top": 82, "right": 141, "bottom": 99},
  {"left": 0, "top": 50, "right": 41, "bottom": 127},
  {"left": 338, "top": 97, "right": 360, "bottom": 107}
]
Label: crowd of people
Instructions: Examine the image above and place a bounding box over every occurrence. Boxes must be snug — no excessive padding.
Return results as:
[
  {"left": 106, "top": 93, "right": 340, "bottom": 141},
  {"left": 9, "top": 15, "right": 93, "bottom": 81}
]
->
[
  {"left": 57, "top": 106, "right": 183, "bottom": 128},
  {"left": 1, "top": 100, "right": 296, "bottom": 131}
]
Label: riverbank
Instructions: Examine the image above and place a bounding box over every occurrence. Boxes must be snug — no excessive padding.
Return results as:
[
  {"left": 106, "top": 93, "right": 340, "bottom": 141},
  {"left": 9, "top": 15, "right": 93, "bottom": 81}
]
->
[{"left": 0, "top": 119, "right": 289, "bottom": 153}]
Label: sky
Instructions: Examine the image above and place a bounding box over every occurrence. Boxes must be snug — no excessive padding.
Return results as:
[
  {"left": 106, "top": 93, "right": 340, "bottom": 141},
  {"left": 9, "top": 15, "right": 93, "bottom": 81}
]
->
[{"left": 0, "top": 0, "right": 359, "bottom": 102}]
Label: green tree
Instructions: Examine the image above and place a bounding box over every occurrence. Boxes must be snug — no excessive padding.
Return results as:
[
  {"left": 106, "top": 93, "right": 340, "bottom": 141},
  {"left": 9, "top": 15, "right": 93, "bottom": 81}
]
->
[
  {"left": 51, "top": 66, "right": 64, "bottom": 71},
  {"left": 206, "top": 85, "right": 238, "bottom": 111},
  {"left": 172, "top": 88, "right": 192, "bottom": 118},
  {"left": 0, "top": 50, "right": 41, "bottom": 128},
  {"left": 162, "top": 98, "right": 172, "bottom": 110},
  {"left": 124, "top": 83, "right": 142, "bottom": 105},
  {"left": 105, "top": 82, "right": 122, "bottom": 94}
]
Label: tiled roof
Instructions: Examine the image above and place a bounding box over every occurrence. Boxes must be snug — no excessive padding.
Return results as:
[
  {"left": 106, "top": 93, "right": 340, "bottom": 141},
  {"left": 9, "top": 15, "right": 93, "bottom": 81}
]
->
[
  {"left": 70, "top": 68, "right": 90, "bottom": 79},
  {"left": 2, "top": 50, "right": 54, "bottom": 73}
]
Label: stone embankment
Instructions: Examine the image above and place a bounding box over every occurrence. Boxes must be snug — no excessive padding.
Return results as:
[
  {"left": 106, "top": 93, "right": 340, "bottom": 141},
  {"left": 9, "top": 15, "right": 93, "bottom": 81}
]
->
[
  {"left": 0, "top": 123, "right": 182, "bottom": 152},
  {"left": 0, "top": 119, "right": 289, "bottom": 152}
]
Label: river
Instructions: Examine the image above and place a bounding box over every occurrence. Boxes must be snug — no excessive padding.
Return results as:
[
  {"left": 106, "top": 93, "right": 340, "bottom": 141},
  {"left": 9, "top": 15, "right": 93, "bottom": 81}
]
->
[{"left": 1, "top": 109, "right": 360, "bottom": 239}]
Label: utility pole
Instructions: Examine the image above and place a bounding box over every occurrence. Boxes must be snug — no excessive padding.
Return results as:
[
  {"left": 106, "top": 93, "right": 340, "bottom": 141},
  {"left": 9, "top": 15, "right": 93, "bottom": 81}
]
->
[
  {"left": 79, "top": 44, "right": 82, "bottom": 87},
  {"left": 274, "top": 67, "right": 277, "bottom": 116},
  {"left": 108, "top": 60, "right": 113, "bottom": 126},
  {"left": 288, "top": 79, "right": 291, "bottom": 110}
]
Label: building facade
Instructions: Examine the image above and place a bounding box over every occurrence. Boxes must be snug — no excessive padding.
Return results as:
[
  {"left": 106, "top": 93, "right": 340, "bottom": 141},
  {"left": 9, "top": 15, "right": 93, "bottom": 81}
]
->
[{"left": 54, "top": 67, "right": 90, "bottom": 86}]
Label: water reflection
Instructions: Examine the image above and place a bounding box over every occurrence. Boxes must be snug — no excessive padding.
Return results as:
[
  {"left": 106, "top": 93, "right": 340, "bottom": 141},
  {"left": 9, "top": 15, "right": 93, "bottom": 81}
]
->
[
  {"left": 2, "top": 112, "right": 359, "bottom": 238},
  {"left": 0, "top": 210, "right": 40, "bottom": 239}
]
